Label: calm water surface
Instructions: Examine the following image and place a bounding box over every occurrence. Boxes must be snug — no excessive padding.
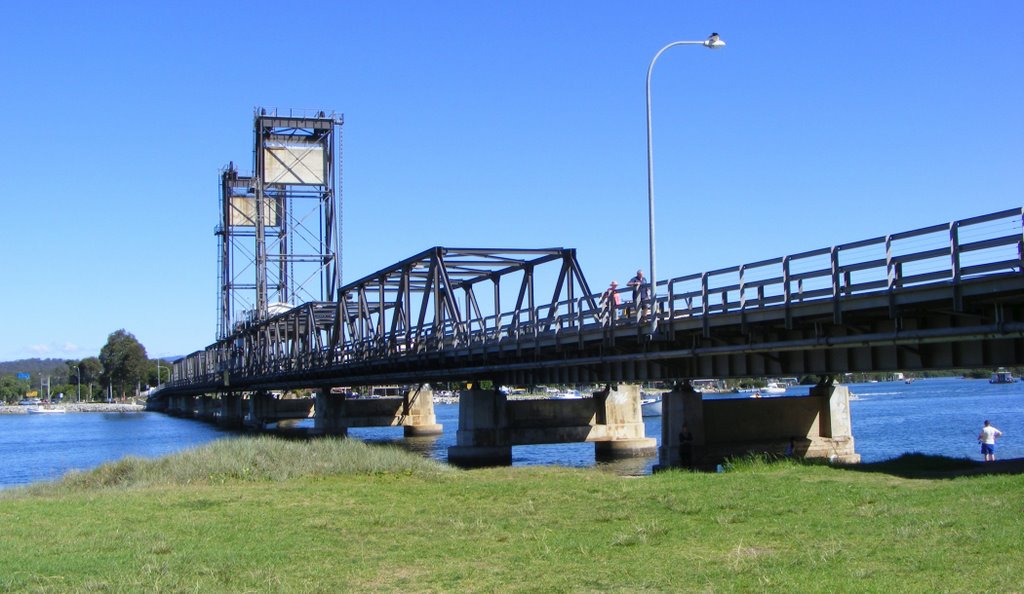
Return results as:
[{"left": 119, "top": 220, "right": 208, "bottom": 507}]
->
[{"left": 1, "top": 378, "right": 1021, "bottom": 488}]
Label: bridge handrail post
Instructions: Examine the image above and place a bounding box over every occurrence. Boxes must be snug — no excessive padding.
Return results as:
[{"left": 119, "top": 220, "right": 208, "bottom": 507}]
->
[
  {"left": 831, "top": 246, "right": 841, "bottom": 324},
  {"left": 668, "top": 280, "right": 676, "bottom": 322},
  {"left": 885, "top": 234, "right": 896, "bottom": 291},
  {"left": 950, "top": 219, "right": 963, "bottom": 311},
  {"left": 949, "top": 220, "right": 961, "bottom": 282},
  {"left": 701, "top": 272, "right": 710, "bottom": 338},
  {"left": 738, "top": 264, "right": 746, "bottom": 315}
]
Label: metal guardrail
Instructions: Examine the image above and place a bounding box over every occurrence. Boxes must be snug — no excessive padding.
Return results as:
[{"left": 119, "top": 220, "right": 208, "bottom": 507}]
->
[
  {"left": 660, "top": 207, "right": 1022, "bottom": 324},
  {"left": 169, "top": 208, "right": 1023, "bottom": 387}
]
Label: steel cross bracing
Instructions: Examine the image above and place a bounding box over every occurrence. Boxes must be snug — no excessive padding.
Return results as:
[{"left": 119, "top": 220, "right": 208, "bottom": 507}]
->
[{"left": 167, "top": 207, "right": 1024, "bottom": 394}]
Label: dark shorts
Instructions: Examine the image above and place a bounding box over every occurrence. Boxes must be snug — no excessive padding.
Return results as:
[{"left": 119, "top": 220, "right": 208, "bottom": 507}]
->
[{"left": 981, "top": 443, "right": 995, "bottom": 455}]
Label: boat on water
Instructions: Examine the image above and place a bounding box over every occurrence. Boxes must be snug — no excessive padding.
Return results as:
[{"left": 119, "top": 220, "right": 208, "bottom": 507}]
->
[
  {"left": 763, "top": 382, "right": 786, "bottom": 395},
  {"left": 989, "top": 369, "right": 1017, "bottom": 384},
  {"left": 27, "top": 407, "right": 66, "bottom": 414},
  {"left": 552, "top": 390, "right": 583, "bottom": 399},
  {"left": 641, "top": 398, "right": 662, "bottom": 417}
]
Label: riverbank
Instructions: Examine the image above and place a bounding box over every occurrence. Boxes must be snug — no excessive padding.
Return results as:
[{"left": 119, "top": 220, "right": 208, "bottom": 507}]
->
[
  {"left": 0, "top": 402, "right": 144, "bottom": 415},
  {"left": 0, "top": 439, "right": 1020, "bottom": 591}
]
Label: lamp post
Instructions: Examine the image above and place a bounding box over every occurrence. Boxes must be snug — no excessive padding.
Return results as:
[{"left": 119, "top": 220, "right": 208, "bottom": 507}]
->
[
  {"left": 645, "top": 33, "right": 725, "bottom": 334},
  {"left": 72, "top": 365, "right": 81, "bottom": 403}
]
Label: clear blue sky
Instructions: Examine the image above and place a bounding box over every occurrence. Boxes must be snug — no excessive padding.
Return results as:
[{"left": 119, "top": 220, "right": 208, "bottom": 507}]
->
[{"left": 2, "top": 1, "right": 1022, "bottom": 361}]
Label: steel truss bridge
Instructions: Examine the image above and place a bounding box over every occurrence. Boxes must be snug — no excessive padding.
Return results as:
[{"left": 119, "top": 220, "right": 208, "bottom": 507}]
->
[{"left": 162, "top": 208, "right": 1024, "bottom": 398}]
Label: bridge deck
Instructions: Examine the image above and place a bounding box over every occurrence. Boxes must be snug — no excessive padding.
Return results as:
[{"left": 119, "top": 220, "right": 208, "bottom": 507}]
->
[{"left": 159, "top": 208, "right": 1024, "bottom": 397}]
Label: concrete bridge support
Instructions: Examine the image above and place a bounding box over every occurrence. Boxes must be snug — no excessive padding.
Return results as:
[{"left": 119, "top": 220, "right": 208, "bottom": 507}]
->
[
  {"left": 313, "top": 385, "right": 443, "bottom": 436},
  {"left": 169, "top": 395, "right": 198, "bottom": 417},
  {"left": 246, "top": 392, "right": 315, "bottom": 429},
  {"left": 196, "top": 396, "right": 217, "bottom": 421},
  {"left": 314, "top": 390, "right": 348, "bottom": 435},
  {"left": 657, "top": 380, "right": 860, "bottom": 471},
  {"left": 400, "top": 385, "right": 443, "bottom": 437},
  {"left": 164, "top": 395, "right": 183, "bottom": 416},
  {"left": 447, "top": 388, "right": 512, "bottom": 466},
  {"left": 447, "top": 385, "right": 656, "bottom": 468},
  {"left": 218, "top": 393, "right": 245, "bottom": 429},
  {"left": 246, "top": 391, "right": 273, "bottom": 430}
]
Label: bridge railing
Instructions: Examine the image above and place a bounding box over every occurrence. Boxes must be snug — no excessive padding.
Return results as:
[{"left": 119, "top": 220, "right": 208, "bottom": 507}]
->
[{"left": 661, "top": 207, "right": 1023, "bottom": 322}]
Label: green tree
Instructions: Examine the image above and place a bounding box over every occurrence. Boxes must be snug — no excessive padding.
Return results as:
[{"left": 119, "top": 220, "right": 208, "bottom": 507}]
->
[
  {"left": 0, "top": 375, "right": 31, "bottom": 403},
  {"left": 98, "top": 330, "right": 148, "bottom": 399},
  {"left": 73, "top": 357, "right": 103, "bottom": 401},
  {"left": 146, "top": 359, "right": 170, "bottom": 388}
]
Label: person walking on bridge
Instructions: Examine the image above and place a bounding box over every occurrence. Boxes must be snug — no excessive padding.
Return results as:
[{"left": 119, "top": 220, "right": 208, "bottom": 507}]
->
[{"left": 978, "top": 420, "right": 1003, "bottom": 462}]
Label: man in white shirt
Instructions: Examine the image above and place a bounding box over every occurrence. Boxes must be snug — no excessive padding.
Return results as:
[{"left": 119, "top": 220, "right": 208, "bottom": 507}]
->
[{"left": 978, "top": 420, "right": 1003, "bottom": 462}]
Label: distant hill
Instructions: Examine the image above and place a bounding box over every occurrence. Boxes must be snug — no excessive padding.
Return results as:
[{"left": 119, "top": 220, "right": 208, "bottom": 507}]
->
[
  {"left": 0, "top": 356, "right": 185, "bottom": 378},
  {"left": 0, "top": 358, "right": 70, "bottom": 377}
]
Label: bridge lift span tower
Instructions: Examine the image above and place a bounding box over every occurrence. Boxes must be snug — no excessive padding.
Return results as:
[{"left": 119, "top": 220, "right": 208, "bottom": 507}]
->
[{"left": 216, "top": 108, "right": 344, "bottom": 339}]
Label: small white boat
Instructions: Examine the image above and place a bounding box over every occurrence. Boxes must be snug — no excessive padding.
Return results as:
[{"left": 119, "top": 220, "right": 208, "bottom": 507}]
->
[
  {"left": 763, "top": 382, "right": 786, "bottom": 395},
  {"left": 641, "top": 398, "right": 662, "bottom": 417},
  {"left": 27, "top": 407, "right": 66, "bottom": 414},
  {"left": 552, "top": 390, "right": 583, "bottom": 399},
  {"left": 990, "top": 370, "right": 1017, "bottom": 384}
]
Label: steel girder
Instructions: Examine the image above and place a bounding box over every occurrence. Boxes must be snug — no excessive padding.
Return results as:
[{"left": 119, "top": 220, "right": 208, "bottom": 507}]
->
[{"left": 328, "top": 247, "right": 599, "bottom": 364}]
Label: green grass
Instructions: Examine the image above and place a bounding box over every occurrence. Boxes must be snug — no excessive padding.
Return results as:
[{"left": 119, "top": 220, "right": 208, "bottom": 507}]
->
[
  {"left": 1, "top": 439, "right": 1022, "bottom": 592},
  {"left": 4, "top": 436, "right": 448, "bottom": 496}
]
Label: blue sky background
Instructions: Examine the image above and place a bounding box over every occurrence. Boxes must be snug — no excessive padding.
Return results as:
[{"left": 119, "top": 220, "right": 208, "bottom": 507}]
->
[{"left": 2, "top": 1, "right": 1022, "bottom": 361}]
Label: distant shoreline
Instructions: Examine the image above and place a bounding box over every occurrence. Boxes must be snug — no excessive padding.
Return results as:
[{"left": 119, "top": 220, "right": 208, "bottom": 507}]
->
[{"left": 0, "top": 403, "right": 145, "bottom": 415}]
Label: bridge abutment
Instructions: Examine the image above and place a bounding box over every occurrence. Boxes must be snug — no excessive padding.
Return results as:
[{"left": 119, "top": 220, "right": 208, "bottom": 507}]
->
[
  {"left": 447, "top": 385, "right": 656, "bottom": 468},
  {"left": 657, "top": 381, "right": 860, "bottom": 471}
]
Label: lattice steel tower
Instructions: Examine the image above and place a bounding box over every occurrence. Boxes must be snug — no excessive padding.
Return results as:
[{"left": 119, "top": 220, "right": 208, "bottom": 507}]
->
[{"left": 216, "top": 108, "right": 343, "bottom": 339}]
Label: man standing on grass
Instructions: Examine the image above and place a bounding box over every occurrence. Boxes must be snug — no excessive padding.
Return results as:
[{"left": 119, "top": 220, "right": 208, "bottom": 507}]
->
[{"left": 978, "top": 420, "right": 1003, "bottom": 462}]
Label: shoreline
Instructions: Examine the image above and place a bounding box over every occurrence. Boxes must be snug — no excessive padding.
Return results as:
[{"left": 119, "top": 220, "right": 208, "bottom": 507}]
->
[{"left": 0, "top": 403, "right": 145, "bottom": 415}]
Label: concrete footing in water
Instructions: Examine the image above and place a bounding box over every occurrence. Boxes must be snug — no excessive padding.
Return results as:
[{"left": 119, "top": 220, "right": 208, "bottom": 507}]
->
[
  {"left": 656, "top": 379, "right": 860, "bottom": 471},
  {"left": 447, "top": 384, "right": 656, "bottom": 467}
]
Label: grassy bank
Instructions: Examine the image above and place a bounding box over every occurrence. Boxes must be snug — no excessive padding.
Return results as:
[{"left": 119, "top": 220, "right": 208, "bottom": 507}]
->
[{"left": 1, "top": 438, "right": 1021, "bottom": 592}]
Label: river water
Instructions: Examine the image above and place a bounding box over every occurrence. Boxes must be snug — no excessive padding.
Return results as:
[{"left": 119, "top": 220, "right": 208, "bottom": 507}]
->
[{"left": 1, "top": 378, "right": 1021, "bottom": 489}]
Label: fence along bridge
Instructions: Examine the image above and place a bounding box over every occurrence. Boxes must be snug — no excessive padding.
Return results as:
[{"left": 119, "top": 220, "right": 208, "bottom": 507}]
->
[{"left": 156, "top": 207, "right": 1024, "bottom": 468}]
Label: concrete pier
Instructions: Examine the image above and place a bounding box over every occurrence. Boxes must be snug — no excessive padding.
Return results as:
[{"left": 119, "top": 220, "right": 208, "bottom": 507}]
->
[
  {"left": 217, "top": 393, "right": 245, "bottom": 429},
  {"left": 448, "top": 385, "right": 656, "bottom": 467},
  {"left": 245, "top": 392, "right": 314, "bottom": 429},
  {"left": 314, "top": 385, "right": 443, "bottom": 436},
  {"left": 657, "top": 379, "right": 860, "bottom": 470},
  {"left": 196, "top": 395, "right": 217, "bottom": 421}
]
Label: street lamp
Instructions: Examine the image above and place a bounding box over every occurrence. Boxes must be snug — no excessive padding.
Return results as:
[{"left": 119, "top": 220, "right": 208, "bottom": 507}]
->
[
  {"left": 645, "top": 32, "right": 725, "bottom": 334},
  {"left": 72, "top": 365, "right": 81, "bottom": 403}
]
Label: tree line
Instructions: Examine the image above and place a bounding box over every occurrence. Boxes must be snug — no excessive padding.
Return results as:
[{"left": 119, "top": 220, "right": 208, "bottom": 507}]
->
[{"left": 0, "top": 330, "right": 169, "bottom": 404}]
